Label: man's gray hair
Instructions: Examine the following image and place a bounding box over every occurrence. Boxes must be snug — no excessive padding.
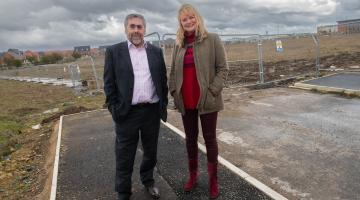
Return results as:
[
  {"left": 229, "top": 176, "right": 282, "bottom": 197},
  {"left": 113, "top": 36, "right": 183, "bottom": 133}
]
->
[{"left": 124, "top": 13, "right": 146, "bottom": 28}]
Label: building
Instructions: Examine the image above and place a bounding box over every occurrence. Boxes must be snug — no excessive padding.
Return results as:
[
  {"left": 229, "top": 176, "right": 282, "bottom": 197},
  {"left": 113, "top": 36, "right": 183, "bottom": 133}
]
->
[
  {"left": 73, "top": 45, "right": 91, "bottom": 55},
  {"left": 98, "top": 45, "right": 109, "bottom": 55},
  {"left": 337, "top": 19, "right": 360, "bottom": 34},
  {"left": 317, "top": 25, "right": 338, "bottom": 35},
  {"left": 98, "top": 45, "right": 109, "bottom": 51},
  {"left": 5, "top": 49, "right": 24, "bottom": 60}
]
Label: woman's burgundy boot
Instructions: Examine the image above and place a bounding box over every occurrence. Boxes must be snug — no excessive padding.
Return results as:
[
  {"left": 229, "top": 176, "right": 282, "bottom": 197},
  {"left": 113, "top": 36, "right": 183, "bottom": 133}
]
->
[
  {"left": 184, "top": 159, "right": 198, "bottom": 192},
  {"left": 207, "top": 162, "right": 219, "bottom": 199}
]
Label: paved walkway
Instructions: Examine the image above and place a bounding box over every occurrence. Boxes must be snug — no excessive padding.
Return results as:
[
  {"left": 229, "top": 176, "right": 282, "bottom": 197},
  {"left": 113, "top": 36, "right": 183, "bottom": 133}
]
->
[{"left": 55, "top": 110, "right": 271, "bottom": 200}]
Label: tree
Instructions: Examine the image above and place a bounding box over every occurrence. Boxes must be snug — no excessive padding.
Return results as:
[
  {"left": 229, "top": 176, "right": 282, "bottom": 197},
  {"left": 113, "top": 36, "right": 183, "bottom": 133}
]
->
[
  {"left": 26, "top": 56, "right": 36, "bottom": 64},
  {"left": 39, "top": 53, "right": 63, "bottom": 64},
  {"left": 12, "top": 60, "right": 22, "bottom": 67},
  {"left": 50, "top": 53, "right": 63, "bottom": 63},
  {"left": 3, "top": 53, "right": 15, "bottom": 66},
  {"left": 2, "top": 54, "right": 22, "bottom": 67},
  {"left": 72, "top": 51, "right": 81, "bottom": 59}
]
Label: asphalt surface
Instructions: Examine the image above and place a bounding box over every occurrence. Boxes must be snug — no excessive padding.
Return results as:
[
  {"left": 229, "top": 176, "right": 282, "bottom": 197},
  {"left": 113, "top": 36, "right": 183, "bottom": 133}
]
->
[
  {"left": 56, "top": 110, "right": 271, "bottom": 200},
  {"left": 215, "top": 87, "right": 360, "bottom": 200},
  {"left": 303, "top": 72, "right": 360, "bottom": 90}
]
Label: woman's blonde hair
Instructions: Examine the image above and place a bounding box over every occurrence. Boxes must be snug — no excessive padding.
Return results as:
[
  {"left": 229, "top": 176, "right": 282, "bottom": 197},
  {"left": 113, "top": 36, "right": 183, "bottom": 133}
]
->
[{"left": 176, "top": 4, "right": 208, "bottom": 47}]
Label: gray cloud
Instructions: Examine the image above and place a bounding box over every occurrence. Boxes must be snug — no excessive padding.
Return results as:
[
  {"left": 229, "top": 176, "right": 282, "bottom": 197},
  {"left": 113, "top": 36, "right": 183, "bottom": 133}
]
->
[{"left": 0, "top": 0, "right": 358, "bottom": 51}]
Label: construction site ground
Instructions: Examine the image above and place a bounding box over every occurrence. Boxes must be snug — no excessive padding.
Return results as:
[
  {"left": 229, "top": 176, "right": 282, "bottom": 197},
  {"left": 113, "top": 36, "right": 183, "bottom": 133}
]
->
[
  {"left": 55, "top": 84, "right": 360, "bottom": 200},
  {"left": 167, "top": 86, "right": 360, "bottom": 200}
]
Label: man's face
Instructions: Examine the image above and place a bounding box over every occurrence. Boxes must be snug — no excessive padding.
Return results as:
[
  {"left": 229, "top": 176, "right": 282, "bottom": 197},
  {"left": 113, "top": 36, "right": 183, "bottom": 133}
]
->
[{"left": 125, "top": 17, "right": 145, "bottom": 47}]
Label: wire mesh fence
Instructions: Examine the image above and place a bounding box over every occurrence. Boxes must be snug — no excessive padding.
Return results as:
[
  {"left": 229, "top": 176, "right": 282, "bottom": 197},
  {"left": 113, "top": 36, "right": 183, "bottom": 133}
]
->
[
  {"left": 219, "top": 34, "right": 263, "bottom": 86},
  {"left": 259, "top": 33, "right": 319, "bottom": 82},
  {"left": 1, "top": 31, "right": 360, "bottom": 90}
]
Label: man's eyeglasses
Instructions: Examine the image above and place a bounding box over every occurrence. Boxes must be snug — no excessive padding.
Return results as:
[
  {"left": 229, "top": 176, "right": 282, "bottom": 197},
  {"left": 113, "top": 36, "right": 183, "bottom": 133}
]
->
[{"left": 129, "top": 24, "right": 144, "bottom": 30}]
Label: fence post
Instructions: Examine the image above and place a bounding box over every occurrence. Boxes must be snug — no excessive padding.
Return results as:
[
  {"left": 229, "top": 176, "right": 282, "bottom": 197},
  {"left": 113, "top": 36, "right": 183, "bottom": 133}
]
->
[
  {"left": 67, "top": 63, "right": 81, "bottom": 88},
  {"left": 312, "top": 34, "right": 320, "bottom": 77},
  {"left": 161, "top": 33, "right": 177, "bottom": 67},
  {"left": 257, "top": 35, "right": 264, "bottom": 83},
  {"left": 89, "top": 56, "right": 100, "bottom": 91}
]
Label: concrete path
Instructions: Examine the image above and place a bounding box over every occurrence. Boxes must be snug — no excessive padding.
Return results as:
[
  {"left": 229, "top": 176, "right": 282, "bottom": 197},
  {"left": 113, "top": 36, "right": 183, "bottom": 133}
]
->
[{"left": 54, "top": 110, "right": 271, "bottom": 200}]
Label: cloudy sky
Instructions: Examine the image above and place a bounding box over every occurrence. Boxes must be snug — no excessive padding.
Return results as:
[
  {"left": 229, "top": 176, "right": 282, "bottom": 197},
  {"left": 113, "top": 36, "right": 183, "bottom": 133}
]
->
[{"left": 0, "top": 0, "right": 359, "bottom": 51}]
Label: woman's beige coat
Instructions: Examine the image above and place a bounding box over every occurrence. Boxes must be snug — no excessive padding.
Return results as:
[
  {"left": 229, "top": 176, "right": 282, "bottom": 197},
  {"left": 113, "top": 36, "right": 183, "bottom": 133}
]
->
[{"left": 169, "top": 33, "right": 229, "bottom": 115}]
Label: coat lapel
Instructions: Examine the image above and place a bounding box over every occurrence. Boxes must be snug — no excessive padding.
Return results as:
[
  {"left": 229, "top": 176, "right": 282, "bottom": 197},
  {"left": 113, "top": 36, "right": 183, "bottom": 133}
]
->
[
  {"left": 146, "top": 43, "right": 156, "bottom": 76},
  {"left": 120, "top": 42, "right": 134, "bottom": 75}
]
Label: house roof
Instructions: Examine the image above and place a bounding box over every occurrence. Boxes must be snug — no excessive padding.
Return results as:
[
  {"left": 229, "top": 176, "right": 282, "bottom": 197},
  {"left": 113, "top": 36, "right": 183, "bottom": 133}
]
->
[
  {"left": 337, "top": 19, "right": 360, "bottom": 24},
  {"left": 7, "top": 51, "right": 24, "bottom": 60},
  {"left": 8, "top": 48, "right": 23, "bottom": 56},
  {"left": 74, "top": 46, "right": 91, "bottom": 52},
  {"left": 98, "top": 45, "right": 109, "bottom": 50}
]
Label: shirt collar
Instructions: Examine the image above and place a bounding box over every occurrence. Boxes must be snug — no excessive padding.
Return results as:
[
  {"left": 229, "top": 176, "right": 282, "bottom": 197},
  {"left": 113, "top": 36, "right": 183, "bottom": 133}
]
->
[{"left": 127, "top": 40, "right": 148, "bottom": 49}]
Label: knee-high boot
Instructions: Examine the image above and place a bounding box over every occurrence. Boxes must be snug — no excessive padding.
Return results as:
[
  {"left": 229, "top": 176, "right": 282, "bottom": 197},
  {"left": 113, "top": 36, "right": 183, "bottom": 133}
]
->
[
  {"left": 207, "top": 162, "right": 219, "bottom": 199},
  {"left": 184, "top": 158, "right": 198, "bottom": 192}
]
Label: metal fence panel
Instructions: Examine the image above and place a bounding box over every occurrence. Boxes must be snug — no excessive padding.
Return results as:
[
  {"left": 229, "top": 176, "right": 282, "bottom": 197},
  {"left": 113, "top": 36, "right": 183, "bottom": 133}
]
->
[
  {"left": 4, "top": 30, "right": 359, "bottom": 90},
  {"left": 161, "top": 33, "right": 176, "bottom": 68},
  {"left": 259, "top": 33, "right": 318, "bottom": 82},
  {"left": 316, "top": 33, "right": 360, "bottom": 72},
  {"left": 219, "top": 34, "right": 264, "bottom": 86},
  {"left": 162, "top": 33, "right": 265, "bottom": 86}
]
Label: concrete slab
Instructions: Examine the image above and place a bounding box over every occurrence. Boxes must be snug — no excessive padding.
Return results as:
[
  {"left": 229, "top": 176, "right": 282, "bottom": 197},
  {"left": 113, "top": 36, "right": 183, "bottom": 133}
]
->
[
  {"left": 292, "top": 73, "right": 360, "bottom": 96},
  {"left": 54, "top": 110, "right": 272, "bottom": 200}
]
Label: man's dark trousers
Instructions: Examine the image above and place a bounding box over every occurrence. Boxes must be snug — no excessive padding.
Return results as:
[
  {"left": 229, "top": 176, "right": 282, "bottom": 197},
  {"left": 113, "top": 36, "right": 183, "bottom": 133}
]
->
[{"left": 115, "top": 103, "right": 160, "bottom": 196}]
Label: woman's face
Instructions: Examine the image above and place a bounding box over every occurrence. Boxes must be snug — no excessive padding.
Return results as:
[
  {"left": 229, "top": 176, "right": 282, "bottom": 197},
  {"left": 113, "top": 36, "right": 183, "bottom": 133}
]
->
[{"left": 180, "top": 12, "right": 197, "bottom": 33}]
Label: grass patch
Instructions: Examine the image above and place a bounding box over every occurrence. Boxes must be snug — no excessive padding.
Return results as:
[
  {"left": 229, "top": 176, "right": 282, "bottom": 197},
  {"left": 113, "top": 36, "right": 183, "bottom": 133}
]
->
[
  {"left": 0, "top": 120, "right": 22, "bottom": 143},
  {"left": 0, "top": 120, "right": 23, "bottom": 157},
  {"left": 0, "top": 79, "right": 105, "bottom": 199}
]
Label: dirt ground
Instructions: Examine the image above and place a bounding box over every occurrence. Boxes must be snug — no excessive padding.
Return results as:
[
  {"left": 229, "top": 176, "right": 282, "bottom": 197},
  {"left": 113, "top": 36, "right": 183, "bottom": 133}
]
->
[{"left": 0, "top": 80, "right": 105, "bottom": 200}]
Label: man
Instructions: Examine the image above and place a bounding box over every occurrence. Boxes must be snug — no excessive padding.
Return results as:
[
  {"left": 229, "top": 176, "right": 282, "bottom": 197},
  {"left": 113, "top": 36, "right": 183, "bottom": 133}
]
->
[{"left": 103, "top": 13, "right": 168, "bottom": 200}]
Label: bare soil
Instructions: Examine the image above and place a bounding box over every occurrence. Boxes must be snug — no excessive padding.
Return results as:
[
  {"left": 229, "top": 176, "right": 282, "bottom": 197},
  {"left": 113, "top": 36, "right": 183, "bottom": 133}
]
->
[{"left": 0, "top": 80, "right": 105, "bottom": 200}]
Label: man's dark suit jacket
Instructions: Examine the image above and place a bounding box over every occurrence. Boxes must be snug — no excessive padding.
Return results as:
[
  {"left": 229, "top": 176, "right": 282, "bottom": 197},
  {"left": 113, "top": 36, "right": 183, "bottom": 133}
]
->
[{"left": 103, "top": 41, "right": 168, "bottom": 123}]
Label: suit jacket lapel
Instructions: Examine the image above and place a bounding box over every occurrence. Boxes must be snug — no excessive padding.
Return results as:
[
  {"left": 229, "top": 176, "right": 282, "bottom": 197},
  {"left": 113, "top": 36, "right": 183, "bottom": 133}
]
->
[
  {"left": 120, "top": 42, "right": 134, "bottom": 75},
  {"left": 146, "top": 44, "right": 155, "bottom": 76}
]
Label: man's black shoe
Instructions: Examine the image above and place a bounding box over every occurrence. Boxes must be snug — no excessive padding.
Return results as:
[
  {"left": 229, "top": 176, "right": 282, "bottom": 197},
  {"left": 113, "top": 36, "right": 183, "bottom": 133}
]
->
[
  {"left": 145, "top": 185, "right": 160, "bottom": 199},
  {"left": 117, "top": 193, "right": 130, "bottom": 200}
]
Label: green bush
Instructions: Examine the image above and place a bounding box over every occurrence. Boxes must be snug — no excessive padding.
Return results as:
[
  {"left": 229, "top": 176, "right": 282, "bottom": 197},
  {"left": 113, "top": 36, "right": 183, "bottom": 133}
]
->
[
  {"left": 3, "top": 56, "right": 22, "bottom": 67},
  {"left": 39, "top": 53, "right": 63, "bottom": 64},
  {"left": 72, "top": 51, "right": 82, "bottom": 59},
  {"left": 13, "top": 60, "right": 22, "bottom": 67},
  {"left": 26, "top": 56, "right": 37, "bottom": 64}
]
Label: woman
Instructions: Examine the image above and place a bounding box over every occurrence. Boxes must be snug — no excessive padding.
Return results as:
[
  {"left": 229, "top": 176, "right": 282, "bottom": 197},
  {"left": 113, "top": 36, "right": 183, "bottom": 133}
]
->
[{"left": 169, "top": 4, "right": 228, "bottom": 199}]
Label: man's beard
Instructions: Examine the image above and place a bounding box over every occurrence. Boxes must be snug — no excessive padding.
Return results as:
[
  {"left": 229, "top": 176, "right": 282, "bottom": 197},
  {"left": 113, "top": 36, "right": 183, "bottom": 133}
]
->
[{"left": 130, "top": 33, "right": 144, "bottom": 46}]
